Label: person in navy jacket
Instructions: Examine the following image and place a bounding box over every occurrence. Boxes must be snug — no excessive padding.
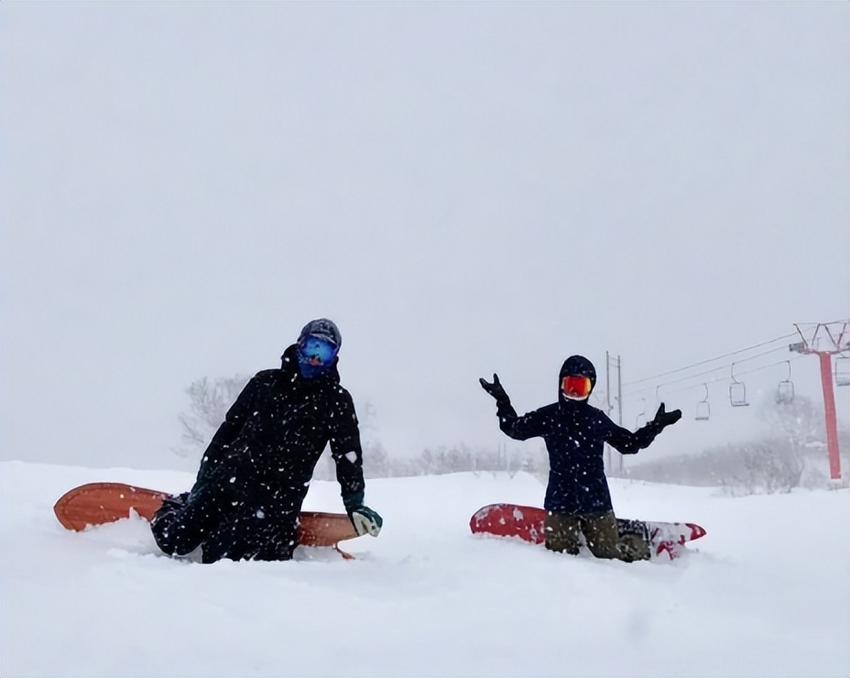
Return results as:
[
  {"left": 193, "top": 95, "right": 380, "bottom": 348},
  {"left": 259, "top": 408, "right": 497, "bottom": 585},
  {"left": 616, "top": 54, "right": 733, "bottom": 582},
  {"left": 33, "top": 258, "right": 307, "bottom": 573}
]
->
[{"left": 481, "top": 355, "right": 680, "bottom": 561}]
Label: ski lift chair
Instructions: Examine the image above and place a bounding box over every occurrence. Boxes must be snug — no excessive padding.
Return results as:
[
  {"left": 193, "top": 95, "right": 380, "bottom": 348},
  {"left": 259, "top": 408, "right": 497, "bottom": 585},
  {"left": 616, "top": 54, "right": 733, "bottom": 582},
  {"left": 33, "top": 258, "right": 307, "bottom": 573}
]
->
[
  {"left": 729, "top": 363, "right": 749, "bottom": 407},
  {"left": 695, "top": 384, "right": 710, "bottom": 421},
  {"left": 775, "top": 361, "right": 795, "bottom": 404},
  {"left": 836, "top": 356, "right": 850, "bottom": 387},
  {"left": 635, "top": 398, "right": 647, "bottom": 428}
]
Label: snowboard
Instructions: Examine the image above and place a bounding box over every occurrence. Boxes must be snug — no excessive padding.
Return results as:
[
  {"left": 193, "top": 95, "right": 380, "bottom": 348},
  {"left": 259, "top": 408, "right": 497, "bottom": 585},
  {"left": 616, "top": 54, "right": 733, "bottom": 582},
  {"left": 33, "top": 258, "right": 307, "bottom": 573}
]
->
[
  {"left": 469, "top": 503, "right": 706, "bottom": 560},
  {"left": 54, "top": 482, "right": 361, "bottom": 556}
]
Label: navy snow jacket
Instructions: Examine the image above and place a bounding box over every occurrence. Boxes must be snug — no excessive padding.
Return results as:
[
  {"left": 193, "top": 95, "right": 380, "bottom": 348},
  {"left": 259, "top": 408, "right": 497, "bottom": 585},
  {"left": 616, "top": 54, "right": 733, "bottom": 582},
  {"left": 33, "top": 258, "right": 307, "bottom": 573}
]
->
[{"left": 496, "top": 360, "right": 663, "bottom": 514}]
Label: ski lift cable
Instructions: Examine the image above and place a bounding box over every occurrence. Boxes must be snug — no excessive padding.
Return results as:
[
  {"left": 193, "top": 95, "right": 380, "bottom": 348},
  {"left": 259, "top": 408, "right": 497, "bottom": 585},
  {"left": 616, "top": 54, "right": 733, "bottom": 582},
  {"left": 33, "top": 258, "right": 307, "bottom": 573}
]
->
[
  {"left": 622, "top": 331, "right": 798, "bottom": 388},
  {"left": 642, "top": 356, "right": 805, "bottom": 400},
  {"left": 623, "top": 344, "right": 793, "bottom": 397},
  {"left": 650, "top": 356, "right": 805, "bottom": 398},
  {"left": 727, "top": 356, "right": 803, "bottom": 380}
]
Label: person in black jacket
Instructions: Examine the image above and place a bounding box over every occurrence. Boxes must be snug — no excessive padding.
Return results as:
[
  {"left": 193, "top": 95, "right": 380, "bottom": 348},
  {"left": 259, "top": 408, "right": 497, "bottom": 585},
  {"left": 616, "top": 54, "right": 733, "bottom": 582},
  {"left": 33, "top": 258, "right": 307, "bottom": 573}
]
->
[
  {"left": 480, "top": 355, "right": 680, "bottom": 562},
  {"left": 152, "top": 318, "right": 382, "bottom": 563}
]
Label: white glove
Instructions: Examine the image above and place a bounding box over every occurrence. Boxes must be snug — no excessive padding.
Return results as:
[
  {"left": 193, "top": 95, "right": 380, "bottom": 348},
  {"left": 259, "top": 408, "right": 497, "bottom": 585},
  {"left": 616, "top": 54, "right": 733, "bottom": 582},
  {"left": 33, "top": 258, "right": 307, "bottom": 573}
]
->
[{"left": 349, "top": 506, "right": 383, "bottom": 537}]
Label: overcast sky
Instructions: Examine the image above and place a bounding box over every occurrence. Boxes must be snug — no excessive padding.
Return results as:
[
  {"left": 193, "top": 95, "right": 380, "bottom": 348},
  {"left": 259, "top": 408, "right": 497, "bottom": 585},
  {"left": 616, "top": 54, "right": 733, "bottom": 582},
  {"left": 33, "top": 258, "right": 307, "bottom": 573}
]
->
[{"left": 2, "top": 2, "right": 848, "bottom": 471}]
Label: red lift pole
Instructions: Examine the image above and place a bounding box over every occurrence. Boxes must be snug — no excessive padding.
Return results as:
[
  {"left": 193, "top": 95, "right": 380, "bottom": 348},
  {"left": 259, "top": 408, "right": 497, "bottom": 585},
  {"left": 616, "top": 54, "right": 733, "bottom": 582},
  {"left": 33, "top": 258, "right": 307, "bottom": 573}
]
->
[{"left": 789, "top": 322, "right": 849, "bottom": 481}]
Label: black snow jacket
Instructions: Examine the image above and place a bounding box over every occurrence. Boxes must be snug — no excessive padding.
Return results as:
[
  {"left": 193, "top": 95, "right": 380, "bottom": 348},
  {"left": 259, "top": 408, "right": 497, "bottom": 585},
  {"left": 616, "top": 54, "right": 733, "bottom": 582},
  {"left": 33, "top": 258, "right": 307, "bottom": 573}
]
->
[
  {"left": 496, "top": 359, "right": 663, "bottom": 515},
  {"left": 193, "top": 344, "right": 365, "bottom": 516}
]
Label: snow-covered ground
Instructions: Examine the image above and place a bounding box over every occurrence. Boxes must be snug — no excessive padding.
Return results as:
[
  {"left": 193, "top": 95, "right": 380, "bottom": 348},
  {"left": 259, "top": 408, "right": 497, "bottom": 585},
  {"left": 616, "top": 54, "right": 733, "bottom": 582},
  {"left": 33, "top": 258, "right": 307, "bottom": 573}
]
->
[{"left": 1, "top": 460, "right": 847, "bottom": 678}]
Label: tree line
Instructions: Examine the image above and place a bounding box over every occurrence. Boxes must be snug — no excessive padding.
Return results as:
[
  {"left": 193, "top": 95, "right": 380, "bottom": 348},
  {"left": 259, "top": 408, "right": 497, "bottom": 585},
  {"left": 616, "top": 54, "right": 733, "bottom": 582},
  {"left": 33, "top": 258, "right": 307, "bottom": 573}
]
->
[{"left": 177, "top": 374, "right": 848, "bottom": 493}]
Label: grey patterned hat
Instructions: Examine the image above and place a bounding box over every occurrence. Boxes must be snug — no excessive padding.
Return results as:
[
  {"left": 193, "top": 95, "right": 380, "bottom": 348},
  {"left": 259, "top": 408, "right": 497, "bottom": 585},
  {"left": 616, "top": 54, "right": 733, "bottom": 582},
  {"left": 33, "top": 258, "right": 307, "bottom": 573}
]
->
[{"left": 298, "top": 318, "right": 342, "bottom": 348}]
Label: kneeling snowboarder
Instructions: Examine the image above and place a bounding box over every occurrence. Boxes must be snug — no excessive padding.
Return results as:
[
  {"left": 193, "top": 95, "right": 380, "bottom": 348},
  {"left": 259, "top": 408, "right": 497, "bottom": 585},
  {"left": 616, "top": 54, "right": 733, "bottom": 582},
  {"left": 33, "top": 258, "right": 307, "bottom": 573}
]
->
[
  {"left": 480, "top": 355, "right": 681, "bottom": 562},
  {"left": 152, "top": 319, "right": 382, "bottom": 563}
]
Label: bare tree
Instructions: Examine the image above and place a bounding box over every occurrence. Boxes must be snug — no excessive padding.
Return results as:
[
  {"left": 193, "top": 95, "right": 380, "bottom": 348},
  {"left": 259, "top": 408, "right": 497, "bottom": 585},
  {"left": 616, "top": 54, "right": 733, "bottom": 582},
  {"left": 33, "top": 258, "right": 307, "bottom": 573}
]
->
[
  {"left": 175, "top": 374, "right": 250, "bottom": 458},
  {"left": 176, "top": 375, "right": 555, "bottom": 480},
  {"left": 757, "top": 393, "right": 822, "bottom": 451}
]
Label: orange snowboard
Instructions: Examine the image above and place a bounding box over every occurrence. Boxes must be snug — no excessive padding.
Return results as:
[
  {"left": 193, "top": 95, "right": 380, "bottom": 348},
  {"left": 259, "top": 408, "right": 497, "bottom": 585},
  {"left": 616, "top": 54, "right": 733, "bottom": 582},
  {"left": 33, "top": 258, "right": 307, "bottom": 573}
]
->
[{"left": 53, "top": 482, "right": 360, "bottom": 548}]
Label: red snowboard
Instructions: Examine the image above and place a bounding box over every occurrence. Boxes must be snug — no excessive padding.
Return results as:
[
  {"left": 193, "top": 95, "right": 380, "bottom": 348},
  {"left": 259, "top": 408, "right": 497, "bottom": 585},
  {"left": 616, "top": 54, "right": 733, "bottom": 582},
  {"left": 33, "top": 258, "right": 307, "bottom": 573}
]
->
[
  {"left": 54, "top": 482, "right": 360, "bottom": 555},
  {"left": 469, "top": 503, "right": 706, "bottom": 560}
]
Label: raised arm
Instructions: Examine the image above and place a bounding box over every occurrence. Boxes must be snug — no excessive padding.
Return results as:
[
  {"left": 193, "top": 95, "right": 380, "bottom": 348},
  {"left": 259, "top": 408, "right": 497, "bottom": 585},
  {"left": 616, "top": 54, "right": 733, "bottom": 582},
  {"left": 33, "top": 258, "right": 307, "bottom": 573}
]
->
[
  {"left": 604, "top": 403, "right": 681, "bottom": 455},
  {"left": 480, "top": 373, "right": 548, "bottom": 441}
]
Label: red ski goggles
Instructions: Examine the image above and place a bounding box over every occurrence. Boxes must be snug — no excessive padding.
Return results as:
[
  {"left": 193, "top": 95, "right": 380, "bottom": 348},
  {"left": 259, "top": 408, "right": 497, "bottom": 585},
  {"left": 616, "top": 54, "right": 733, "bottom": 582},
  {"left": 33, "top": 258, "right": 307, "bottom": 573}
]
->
[{"left": 561, "top": 375, "right": 593, "bottom": 400}]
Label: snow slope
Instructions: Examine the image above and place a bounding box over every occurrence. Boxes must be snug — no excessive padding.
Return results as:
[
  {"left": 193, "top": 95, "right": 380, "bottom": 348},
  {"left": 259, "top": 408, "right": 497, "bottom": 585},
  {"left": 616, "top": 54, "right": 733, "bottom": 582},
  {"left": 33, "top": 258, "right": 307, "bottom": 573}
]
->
[{"left": 1, "top": 460, "right": 847, "bottom": 677}]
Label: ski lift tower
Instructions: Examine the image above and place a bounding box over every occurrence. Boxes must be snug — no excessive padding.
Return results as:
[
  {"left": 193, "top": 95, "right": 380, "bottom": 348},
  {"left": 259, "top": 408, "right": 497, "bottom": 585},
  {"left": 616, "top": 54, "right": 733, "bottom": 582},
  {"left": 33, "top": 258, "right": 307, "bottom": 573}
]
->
[
  {"left": 604, "top": 352, "right": 624, "bottom": 474},
  {"left": 789, "top": 321, "right": 850, "bottom": 480}
]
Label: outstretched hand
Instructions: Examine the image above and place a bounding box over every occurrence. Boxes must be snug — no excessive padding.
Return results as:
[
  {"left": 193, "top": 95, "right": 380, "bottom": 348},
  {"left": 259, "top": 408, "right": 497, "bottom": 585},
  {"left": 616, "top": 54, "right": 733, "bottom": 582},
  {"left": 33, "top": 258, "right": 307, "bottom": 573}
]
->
[
  {"left": 653, "top": 403, "right": 682, "bottom": 429},
  {"left": 479, "top": 373, "right": 509, "bottom": 404}
]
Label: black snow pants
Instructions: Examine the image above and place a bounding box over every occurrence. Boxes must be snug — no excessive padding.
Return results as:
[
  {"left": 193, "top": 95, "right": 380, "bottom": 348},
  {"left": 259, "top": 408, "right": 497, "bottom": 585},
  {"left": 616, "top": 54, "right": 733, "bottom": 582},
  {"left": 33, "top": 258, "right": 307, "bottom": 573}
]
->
[{"left": 151, "top": 483, "right": 299, "bottom": 564}]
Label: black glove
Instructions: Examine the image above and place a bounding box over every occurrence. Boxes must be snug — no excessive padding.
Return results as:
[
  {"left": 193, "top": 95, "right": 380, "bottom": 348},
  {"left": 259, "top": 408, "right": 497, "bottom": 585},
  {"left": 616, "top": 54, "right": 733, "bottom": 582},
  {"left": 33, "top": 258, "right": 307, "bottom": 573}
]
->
[
  {"left": 479, "top": 373, "right": 509, "bottom": 404},
  {"left": 652, "top": 403, "right": 682, "bottom": 430}
]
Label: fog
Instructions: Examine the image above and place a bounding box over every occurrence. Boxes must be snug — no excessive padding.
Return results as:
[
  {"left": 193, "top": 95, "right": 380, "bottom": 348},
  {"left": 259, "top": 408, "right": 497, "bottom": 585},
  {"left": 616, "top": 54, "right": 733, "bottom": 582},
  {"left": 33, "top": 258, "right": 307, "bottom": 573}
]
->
[{"left": 2, "top": 2, "right": 847, "bottom": 471}]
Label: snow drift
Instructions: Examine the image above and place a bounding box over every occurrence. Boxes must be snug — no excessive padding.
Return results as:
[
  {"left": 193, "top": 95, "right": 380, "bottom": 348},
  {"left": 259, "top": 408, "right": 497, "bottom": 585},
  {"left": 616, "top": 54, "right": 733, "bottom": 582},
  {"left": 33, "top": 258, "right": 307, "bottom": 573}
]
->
[{"left": 0, "top": 461, "right": 847, "bottom": 677}]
